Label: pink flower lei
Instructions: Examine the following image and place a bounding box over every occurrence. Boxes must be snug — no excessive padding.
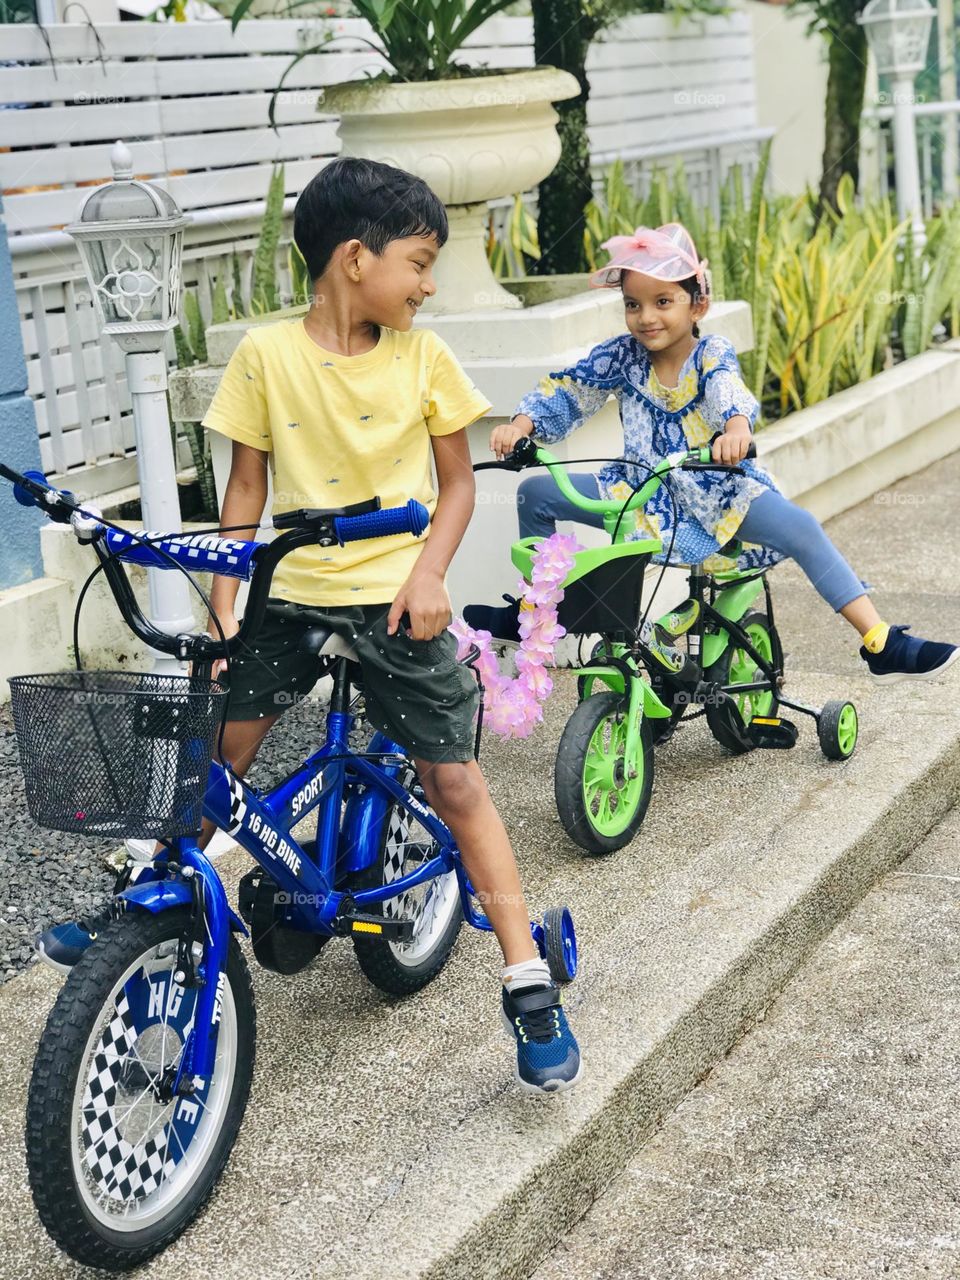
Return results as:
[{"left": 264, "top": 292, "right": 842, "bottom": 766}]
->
[{"left": 448, "top": 532, "right": 580, "bottom": 740}]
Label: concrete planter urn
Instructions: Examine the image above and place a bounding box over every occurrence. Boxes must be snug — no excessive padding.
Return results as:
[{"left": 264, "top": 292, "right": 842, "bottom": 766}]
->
[{"left": 319, "top": 67, "right": 579, "bottom": 314}]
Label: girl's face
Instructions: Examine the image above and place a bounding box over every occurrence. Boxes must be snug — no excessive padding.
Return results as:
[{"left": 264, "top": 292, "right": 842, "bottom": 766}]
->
[{"left": 620, "top": 273, "right": 708, "bottom": 353}]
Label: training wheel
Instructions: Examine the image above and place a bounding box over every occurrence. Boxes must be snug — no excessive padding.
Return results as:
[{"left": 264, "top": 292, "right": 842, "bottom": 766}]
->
[
  {"left": 543, "top": 906, "right": 578, "bottom": 983},
  {"left": 818, "top": 699, "right": 859, "bottom": 760}
]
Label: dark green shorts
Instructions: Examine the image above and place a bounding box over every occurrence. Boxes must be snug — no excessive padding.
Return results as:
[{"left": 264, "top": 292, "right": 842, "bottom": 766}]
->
[{"left": 221, "top": 600, "right": 479, "bottom": 764}]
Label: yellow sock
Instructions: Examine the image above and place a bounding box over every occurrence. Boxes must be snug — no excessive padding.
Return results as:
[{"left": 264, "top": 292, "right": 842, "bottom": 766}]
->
[{"left": 862, "top": 621, "right": 890, "bottom": 654}]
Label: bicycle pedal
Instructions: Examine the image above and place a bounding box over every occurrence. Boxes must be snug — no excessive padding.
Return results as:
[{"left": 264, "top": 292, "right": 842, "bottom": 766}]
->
[
  {"left": 747, "top": 716, "right": 798, "bottom": 749},
  {"left": 333, "top": 910, "right": 415, "bottom": 942}
]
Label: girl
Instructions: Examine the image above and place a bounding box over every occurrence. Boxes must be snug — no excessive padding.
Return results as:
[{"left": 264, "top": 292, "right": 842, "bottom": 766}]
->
[{"left": 465, "top": 222, "right": 957, "bottom": 683}]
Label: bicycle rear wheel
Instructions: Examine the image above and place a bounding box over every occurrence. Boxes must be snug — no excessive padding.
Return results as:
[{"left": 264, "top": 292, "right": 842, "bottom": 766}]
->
[
  {"left": 704, "top": 610, "right": 782, "bottom": 754},
  {"left": 349, "top": 771, "right": 462, "bottom": 996},
  {"left": 26, "top": 909, "right": 255, "bottom": 1271}
]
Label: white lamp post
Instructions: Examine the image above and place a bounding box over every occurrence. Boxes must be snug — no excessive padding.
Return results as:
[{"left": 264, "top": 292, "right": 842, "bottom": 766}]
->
[
  {"left": 860, "top": 0, "right": 936, "bottom": 247},
  {"left": 66, "top": 141, "right": 195, "bottom": 674}
]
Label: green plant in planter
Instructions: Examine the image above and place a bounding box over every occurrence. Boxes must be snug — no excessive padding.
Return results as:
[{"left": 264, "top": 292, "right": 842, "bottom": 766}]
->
[
  {"left": 488, "top": 195, "right": 541, "bottom": 279},
  {"left": 231, "top": 0, "right": 526, "bottom": 99}
]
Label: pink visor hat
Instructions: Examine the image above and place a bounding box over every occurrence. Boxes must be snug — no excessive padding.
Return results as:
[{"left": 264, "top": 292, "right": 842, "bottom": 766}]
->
[{"left": 589, "top": 221, "right": 708, "bottom": 295}]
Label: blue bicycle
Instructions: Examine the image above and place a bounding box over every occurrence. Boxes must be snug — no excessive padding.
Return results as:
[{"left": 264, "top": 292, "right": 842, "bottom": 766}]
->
[{"left": 1, "top": 463, "right": 578, "bottom": 1272}]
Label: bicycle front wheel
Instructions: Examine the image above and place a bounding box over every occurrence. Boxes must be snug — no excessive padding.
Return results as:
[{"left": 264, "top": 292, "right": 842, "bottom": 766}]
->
[
  {"left": 555, "top": 691, "right": 654, "bottom": 854},
  {"left": 26, "top": 908, "right": 255, "bottom": 1272}
]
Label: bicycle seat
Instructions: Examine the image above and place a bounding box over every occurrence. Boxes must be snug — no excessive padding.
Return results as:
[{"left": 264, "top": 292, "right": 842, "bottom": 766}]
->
[
  {"left": 716, "top": 538, "right": 744, "bottom": 559},
  {"left": 265, "top": 602, "right": 359, "bottom": 661}
]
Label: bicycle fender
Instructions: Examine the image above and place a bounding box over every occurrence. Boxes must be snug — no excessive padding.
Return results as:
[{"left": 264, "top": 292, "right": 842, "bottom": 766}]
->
[
  {"left": 339, "top": 787, "right": 391, "bottom": 878},
  {"left": 640, "top": 681, "right": 672, "bottom": 719},
  {"left": 572, "top": 666, "right": 672, "bottom": 718},
  {"left": 573, "top": 665, "right": 625, "bottom": 696},
  {"left": 702, "top": 577, "right": 765, "bottom": 668},
  {"left": 118, "top": 881, "right": 249, "bottom": 936},
  {"left": 338, "top": 731, "right": 407, "bottom": 878}
]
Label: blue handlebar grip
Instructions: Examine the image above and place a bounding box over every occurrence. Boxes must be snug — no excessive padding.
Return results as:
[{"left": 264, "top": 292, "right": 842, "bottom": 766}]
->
[
  {"left": 334, "top": 500, "right": 429, "bottom": 545},
  {"left": 12, "top": 469, "right": 56, "bottom": 509}
]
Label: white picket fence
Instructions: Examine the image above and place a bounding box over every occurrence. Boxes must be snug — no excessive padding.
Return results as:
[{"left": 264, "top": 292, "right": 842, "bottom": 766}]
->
[{"left": 1, "top": 11, "right": 769, "bottom": 500}]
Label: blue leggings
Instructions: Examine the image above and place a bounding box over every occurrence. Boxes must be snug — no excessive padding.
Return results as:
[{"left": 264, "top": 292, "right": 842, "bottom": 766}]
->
[{"left": 516, "top": 473, "right": 866, "bottom": 612}]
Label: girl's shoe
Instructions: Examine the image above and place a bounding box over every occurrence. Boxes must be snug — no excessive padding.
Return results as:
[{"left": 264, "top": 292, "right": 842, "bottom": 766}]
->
[
  {"left": 35, "top": 903, "right": 114, "bottom": 973},
  {"left": 463, "top": 595, "right": 522, "bottom": 643},
  {"left": 501, "top": 982, "right": 582, "bottom": 1094},
  {"left": 861, "top": 625, "right": 960, "bottom": 683},
  {"left": 654, "top": 597, "right": 700, "bottom": 639}
]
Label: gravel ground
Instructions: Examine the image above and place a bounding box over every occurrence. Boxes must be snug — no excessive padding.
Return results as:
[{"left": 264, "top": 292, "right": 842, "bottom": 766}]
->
[{"left": 0, "top": 692, "right": 351, "bottom": 985}]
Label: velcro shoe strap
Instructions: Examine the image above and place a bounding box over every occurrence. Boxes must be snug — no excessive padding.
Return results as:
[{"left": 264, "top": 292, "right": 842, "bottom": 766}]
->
[{"left": 508, "top": 984, "right": 560, "bottom": 1014}]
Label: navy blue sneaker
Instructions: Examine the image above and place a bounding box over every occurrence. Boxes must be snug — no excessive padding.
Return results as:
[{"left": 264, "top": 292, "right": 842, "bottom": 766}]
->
[
  {"left": 463, "top": 595, "right": 522, "bottom": 643},
  {"left": 501, "top": 983, "right": 582, "bottom": 1094},
  {"left": 35, "top": 904, "right": 114, "bottom": 974},
  {"left": 860, "top": 625, "right": 960, "bottom": 684}
]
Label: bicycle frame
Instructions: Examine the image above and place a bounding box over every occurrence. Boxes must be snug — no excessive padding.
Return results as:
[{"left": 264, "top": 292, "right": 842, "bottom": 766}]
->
[
  {"left": 512, "top": 442, "right": 783, "bottom": 740},
  {"left": 117, "top": 655, "right": 494, "bottom": 1085}
]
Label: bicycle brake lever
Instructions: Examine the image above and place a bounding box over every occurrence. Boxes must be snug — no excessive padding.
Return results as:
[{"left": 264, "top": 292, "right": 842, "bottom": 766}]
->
[
  {"left": 680, "top": 462, "right": 747, "bottom": 476},
  {"left": 473, "top": 435, "right": 538, "bottom": 472}
]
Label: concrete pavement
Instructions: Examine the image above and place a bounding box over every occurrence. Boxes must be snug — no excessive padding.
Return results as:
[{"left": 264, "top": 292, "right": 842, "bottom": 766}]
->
[{"left": 534, "top": 805, "right": 960, "bottom": 1280}]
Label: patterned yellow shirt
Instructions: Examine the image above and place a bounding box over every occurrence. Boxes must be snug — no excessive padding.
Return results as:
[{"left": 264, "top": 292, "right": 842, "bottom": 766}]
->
[{"left": 203, "top": 317, "right": 491, "bottom": 605}]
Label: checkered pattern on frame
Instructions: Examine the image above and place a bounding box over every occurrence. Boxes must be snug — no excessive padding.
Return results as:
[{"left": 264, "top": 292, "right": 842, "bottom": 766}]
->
[
  {"left": 80, "top": 989, "right": 181, "bottom": 1204},
  {"left": 225, "top": 771, "right": 248, "bottom": 836}
]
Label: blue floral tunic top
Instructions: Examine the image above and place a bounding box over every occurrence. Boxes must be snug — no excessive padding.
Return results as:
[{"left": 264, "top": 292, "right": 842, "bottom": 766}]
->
[{"left": 514, "top": 332, "right": 784, "bottom": 572}]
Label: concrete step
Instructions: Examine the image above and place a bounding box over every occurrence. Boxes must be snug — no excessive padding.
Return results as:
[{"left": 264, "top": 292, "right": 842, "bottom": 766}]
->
[
  {"left": 1, "top": 662, "right": 958, "bottom": 1278},
  {"left": 530, "top": 808, "right": 960, "bottom": 1279}
]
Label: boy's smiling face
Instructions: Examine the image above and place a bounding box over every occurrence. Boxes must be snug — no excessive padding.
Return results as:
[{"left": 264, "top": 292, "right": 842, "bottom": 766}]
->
[
  {"left": 353, "top": 232, "right": 441, "bottom": 330},
  {"left": 620, "top": 272, "right": 708, "bottom": 353}
]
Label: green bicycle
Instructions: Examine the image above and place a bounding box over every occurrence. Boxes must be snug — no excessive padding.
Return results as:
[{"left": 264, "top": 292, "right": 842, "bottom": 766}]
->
[{"left": 486, "top": 438, "right": 859, "bottom": 854}]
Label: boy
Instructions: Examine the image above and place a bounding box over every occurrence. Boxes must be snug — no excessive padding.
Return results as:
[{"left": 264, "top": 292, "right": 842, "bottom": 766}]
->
[{"left": 35, "top": 157, "right": 581, "bottom": 1096}]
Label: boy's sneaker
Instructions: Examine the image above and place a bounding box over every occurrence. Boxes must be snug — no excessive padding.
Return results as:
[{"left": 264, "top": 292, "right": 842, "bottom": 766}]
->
[
  {"left": 463, "top": 595, "right": 522, "bottom": 643},
  {"left": 860, "top": 625, "right": 960, "bottom": 684},
  {"left": 35, "top": 902, "right": 114, "bottom": 974},
  {"left": 501, "top": 982, "right": 582, "bottom": 1094}
]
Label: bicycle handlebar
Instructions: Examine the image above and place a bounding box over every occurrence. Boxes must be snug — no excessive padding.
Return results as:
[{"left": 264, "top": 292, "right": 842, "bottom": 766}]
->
[
  {"left": 0, "top": 462, "right": 430, "bottom": 663},
  {"left": 472, "top": 436, "right": 757, "bottom": 522}
]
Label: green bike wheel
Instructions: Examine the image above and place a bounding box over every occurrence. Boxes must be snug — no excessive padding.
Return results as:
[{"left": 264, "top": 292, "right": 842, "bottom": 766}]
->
[
  {"left": 554, "top": 691, "right": 654, "bottom": 854},
  {"left": 704, "top": 609, "right": 782, "bottom": 755},
  {"left": 818, "top": 699, "right": 859, "bottom": 760}
]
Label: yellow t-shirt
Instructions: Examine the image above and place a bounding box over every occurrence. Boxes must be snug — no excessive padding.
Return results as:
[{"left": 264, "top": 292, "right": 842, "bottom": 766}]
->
[{"left": 202, "top": 316, "right": 491, "bottom": 606}]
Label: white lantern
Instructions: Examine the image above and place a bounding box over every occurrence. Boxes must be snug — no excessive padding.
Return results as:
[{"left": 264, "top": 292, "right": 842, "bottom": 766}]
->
[
  {"left": 64, "top": 140, "right": 196, "bottom": 674},
  {"left": 859, "top": 0, "right": 935, "bottom": 77},
  {"left": 65, "top": 141, "right": 188, "bottom": 353}
]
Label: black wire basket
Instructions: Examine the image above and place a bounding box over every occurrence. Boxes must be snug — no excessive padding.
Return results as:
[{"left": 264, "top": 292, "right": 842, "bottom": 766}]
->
[{"left": 8, "top": 671, "right": 227, "bottom": 839}]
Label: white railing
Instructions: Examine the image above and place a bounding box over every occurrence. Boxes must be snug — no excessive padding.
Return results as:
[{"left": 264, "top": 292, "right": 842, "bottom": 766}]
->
[
  {"left": 862, "top": 99, "right": 960, "bottom": 218},
  {"left": 2, "top": 11, "right": 766, "bottom": 500}
]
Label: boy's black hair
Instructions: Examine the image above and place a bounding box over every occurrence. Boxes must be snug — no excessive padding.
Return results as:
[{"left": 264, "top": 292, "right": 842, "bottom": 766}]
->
[{"left": 294, "top": 156, "right": 448, "bottom": 282}]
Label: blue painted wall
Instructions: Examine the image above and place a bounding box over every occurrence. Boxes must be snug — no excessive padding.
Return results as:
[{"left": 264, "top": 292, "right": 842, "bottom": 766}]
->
[{"left": 0, "top": 194, "right": 44, "bottom": 589}]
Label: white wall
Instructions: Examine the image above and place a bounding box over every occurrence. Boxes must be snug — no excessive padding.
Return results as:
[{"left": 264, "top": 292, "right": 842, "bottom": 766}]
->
[{"left": 745, "top": 0, "right": 828, "bottom": 195}]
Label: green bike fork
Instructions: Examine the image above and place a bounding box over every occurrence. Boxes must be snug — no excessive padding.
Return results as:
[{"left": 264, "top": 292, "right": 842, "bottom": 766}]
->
[{"left": 574, "top": 653, "right": 670, "bottom": 777}]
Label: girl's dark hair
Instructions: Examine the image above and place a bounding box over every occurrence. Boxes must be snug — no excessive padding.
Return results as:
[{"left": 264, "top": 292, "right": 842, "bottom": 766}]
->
[
  {"left": 294, "top": 156, "right": 448, "bottom": 282},
  {"left": 677, "top": 273, "right": 709, "bottom": 338}
]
